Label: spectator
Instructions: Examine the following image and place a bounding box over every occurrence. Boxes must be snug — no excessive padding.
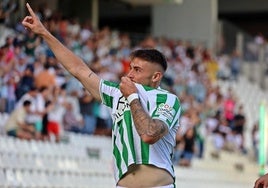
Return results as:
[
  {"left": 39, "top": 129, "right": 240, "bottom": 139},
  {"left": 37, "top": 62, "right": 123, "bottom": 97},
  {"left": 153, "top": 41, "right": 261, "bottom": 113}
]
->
[
  {"left": 173, "top": 110, "right": 192, "bottom": 165},
  {"left": 14, "top": 51, "right": 28, "bottom": 76},
  {"left": 3, "top": 75, "right": 16, "bottom": 113},
  {"left": 34, "top": 86, "right": 51, "bottom": 130},
  {"left": 210, "top": 112, "right": 231, "bottom": 158},
  {"left": 48, "top": 84, "right": 68, "bottom": 135},
  {"left": 232, "top": 104, "right": 246, "bottom": 153},
  {"left": 173, "top": 126, "right": 185, "bottom": 166},
  {"left": 34, "top": 62, "right": 56, "bottom": 90},
  {"left": 66, "top": 90, "right": 83, "bottom": 123},
  {"left": 179, "top": 127, "right": 196, "bottom": 167},
  {"left": 5, "top": 100, "right": 36, "bottom": 140},
  {"left": 16, "top": 86, "right": 47, "bottom": 140},
  {"left": 79, "top": 88, "right": 96, "bottom": 134},
  {"left": 15, "top": 65, "right": 35, "bottom": 100},
  {"left": 223, "top": 87, "right": 236, "bottom": 128},
  {"left": 24, "top": 31, "right": 39, "bottom": 57},
  {"left": 229, "top": 49, "right": 241, "bottom": 81},
  {"left": 2, "top": 36, "right": 15, "bottom": 66},
  {"left": 95, "top": 103, "right": 112, "bottom": 136},
  {"left": 63, "top": 101, "right": 84, "bottom": 133},
  {"left": 15, "top": 85, "right": 38, "bottom": 109},
  {"left": 42, "top": 100, "right": 60, "bottom": 142}
]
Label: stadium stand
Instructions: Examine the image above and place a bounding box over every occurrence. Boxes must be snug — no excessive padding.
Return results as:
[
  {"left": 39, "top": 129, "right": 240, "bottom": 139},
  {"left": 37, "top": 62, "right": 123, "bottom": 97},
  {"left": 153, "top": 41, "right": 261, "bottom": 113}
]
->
[
  {"left": 0, "top": 133, "right": 114, "bottom": 188},
  {"left": 0, "top": 1, "right": 267, "bottom": 187}
]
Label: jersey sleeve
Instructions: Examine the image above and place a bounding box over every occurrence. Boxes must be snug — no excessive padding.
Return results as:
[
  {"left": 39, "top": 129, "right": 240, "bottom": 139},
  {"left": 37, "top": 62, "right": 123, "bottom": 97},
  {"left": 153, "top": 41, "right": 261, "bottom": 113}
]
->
[
  {"left": 135, "top": 84, "right": 181, "bottom": 129},
  {"left": 150, "top": 93, "right": 181, "bottom": 129},
  {"left": 99, "top": 79, "right": 120, "bottom": 108}
]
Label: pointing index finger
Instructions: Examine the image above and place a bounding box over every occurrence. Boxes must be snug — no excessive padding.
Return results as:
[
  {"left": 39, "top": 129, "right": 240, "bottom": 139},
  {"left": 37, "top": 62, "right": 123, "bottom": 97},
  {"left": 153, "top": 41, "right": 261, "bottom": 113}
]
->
[{"left": 26, "top": 3, "right": 36, "bottom": 18}]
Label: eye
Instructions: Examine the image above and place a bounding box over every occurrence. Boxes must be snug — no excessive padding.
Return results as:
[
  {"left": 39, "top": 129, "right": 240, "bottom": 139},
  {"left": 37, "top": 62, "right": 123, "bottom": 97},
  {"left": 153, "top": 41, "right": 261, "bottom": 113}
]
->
[{"left": 134, "top": 67, "right": 141, "bottom": 72}]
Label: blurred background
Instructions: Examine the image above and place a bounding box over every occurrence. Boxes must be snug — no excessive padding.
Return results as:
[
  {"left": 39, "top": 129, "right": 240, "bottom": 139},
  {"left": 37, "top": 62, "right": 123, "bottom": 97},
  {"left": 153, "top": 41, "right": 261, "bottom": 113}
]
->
[{"left": 1, "top": 0, "right": 268, "bottom": 187}]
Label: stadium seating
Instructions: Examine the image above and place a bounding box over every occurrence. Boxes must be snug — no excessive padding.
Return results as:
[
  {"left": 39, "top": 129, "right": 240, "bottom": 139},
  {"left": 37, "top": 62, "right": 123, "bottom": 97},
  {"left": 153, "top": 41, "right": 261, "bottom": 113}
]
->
[
  {"left": 0, "top": 133, "right": 114, "bottom": 188},
  {"left": 218, "top": 75, "right": 268, "bottom": 150}
]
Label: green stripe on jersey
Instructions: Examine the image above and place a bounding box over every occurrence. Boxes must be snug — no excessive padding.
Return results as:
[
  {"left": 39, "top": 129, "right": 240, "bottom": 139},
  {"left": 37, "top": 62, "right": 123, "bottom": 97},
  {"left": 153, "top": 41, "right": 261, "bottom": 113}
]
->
[
  {"left": 147, "top": 101, "right": 150, "bottom": 111},
  {"left": 166, "top": 98, "right": 180, "bottom": 126},
  {"left": 142, "top": 85, "right": 154, "bottom": 91},
  {"left": 119, "top": 123, "right": 129, "bottom": 167},
  {"left": 170, "top": 98, "right": 180, "bottom": 125},
  {"left": 141, "top": 140, "right": 150, "bottom": 164},
  {"left": 173, "top": 98, "right": 180, "bottom": 113},
  {"left": 124, "top": 111, "right": 136, "bottom": 162},
  {"left": 113, "top": 136, "right": 123, "bottom": 178},
  {"left": 102, "top": 80, "right": 118, "bottom": 107},
  {"left": 152, "top": 93, "right": 168, "bottom": 118},
  {"left": 103, "top": 80, "right": 119, "bottom": 88},
  {"left": 102, "top": 93, "right": 113, "bottom": 108}
]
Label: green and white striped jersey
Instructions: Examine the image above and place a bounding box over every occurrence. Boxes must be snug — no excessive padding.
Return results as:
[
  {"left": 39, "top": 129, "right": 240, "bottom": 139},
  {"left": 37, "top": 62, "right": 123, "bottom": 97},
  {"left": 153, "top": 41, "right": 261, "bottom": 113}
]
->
[{"left": 100, "top": 79, "right": 181, "bottom": 183}]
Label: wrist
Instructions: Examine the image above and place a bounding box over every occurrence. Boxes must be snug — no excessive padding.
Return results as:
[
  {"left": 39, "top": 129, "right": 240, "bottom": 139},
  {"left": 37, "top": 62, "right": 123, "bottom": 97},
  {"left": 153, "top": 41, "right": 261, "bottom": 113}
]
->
[{"left": 127, "top": 93, "right": 139, "bottom": 104}]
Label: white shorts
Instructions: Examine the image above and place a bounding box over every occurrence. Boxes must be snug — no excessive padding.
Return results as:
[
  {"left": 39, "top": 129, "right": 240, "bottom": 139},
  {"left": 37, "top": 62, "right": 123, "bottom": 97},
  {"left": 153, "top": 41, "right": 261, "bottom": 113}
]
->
[{"left": 116, "top": 184, "right": 175, "bottom": 188}]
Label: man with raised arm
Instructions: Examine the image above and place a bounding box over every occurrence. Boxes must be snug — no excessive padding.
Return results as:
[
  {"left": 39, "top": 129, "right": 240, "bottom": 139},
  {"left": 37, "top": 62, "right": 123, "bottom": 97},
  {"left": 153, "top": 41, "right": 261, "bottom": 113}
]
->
[{"left": 22, "top": 3, "right": 181, "bottom": 187}]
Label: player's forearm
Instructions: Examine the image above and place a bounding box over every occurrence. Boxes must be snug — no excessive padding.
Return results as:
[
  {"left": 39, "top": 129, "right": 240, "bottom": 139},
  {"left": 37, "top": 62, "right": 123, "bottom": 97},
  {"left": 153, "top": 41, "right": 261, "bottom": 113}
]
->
[
  {"left": 41, "top": 31, "right": 88, "bottom": 78},
  {"left": 130, "top": 99, "right": 167, "bottom": 144},
  {"left": 40, "top": 29, "right": 101, "bottom": 101}
]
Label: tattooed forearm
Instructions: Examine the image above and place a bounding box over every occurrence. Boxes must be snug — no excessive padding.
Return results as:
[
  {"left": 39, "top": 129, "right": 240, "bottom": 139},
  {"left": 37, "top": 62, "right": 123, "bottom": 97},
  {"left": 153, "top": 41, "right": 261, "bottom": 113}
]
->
[
  {"left": 130, "top": 99, "right": 168, "bottom": 142},
  {"left": 88, "top": 71, "right": 93, "bottom": 78}
]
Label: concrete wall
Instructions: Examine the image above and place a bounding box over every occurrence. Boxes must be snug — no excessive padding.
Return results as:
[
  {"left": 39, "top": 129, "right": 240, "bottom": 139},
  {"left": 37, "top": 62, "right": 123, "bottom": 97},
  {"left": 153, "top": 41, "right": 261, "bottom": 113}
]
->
[
  {"left": 152, "top": 0, "right": 218, "bottom": 50},
  {"left": 219, "top": 0, "right": 268, "bottom": 13}
]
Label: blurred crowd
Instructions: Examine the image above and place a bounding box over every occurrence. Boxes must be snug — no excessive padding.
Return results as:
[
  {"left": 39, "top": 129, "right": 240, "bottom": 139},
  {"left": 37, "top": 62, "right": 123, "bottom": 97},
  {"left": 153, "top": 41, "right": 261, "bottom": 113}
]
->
[{"left": 0, "top": 1, "right": 257, "bottom": 166}]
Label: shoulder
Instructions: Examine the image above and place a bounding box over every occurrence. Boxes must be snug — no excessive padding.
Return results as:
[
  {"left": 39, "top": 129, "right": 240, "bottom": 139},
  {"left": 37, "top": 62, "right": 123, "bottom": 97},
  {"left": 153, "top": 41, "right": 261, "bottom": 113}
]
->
[
  {"left": 135, "top": 83, "right": 179, "bottom": 99},
  {"left": 101, "top": 79, "right": 120, "bottom": 89}
]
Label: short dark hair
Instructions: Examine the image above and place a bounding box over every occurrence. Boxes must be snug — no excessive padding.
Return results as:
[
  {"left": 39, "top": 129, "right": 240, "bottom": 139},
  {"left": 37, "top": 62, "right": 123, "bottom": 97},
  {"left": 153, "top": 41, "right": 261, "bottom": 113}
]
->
[
  {"left": 29, "top": 86, "right": 37, "bottom": 91},
  {"left": 23, "top": 100, "right": 31, "bottom": 106},
  {"left": 130, "top": 48, "right": 167, "bottom": 72},
  {"left": 39, "top": 86, "right": 48, "bottom": 93}
]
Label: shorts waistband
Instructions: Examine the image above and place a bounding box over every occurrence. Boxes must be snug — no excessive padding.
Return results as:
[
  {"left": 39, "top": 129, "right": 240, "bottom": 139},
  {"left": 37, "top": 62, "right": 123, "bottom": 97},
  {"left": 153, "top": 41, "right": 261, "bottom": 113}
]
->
[{"left": 116, "top": 183, "right": 175, "bottom": 188}]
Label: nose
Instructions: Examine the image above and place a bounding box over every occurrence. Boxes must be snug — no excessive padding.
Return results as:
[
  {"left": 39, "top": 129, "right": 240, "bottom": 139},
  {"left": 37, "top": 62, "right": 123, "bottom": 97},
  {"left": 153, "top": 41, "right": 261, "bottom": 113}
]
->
[{"left": 127, "top": 69, "right": 134, "bottom": 79}]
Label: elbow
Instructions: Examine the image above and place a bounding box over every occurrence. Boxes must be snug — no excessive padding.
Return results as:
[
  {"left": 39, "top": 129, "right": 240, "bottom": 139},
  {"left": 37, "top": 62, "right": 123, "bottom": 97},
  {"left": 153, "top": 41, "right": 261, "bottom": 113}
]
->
[
  {"left": 70, "top": 63, "right": 88, "bottom": 78},
  {"left": 139, "top": 120, "right": 167, "bottom": 144},
  {"left": 141, "top": 135, "right": 158, "bottom": 145}
]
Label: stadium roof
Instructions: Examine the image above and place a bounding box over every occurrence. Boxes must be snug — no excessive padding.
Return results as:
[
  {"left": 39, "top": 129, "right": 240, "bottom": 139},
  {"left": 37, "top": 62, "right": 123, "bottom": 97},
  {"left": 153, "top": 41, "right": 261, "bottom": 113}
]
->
[{"left": 120, "top": 0, "right": 183, "bottom": 6}]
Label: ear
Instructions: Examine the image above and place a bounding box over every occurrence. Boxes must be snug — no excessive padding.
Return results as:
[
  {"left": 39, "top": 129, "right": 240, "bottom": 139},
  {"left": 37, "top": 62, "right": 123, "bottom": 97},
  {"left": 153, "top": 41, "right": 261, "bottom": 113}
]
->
[{"left": 152, "top": 71, "right": 162, "bottom": 83}]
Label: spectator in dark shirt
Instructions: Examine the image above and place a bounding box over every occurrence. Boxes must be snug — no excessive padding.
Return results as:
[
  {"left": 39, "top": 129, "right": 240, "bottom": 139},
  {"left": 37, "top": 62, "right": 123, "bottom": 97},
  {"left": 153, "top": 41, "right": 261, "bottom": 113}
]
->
[
  {"left": 79, "top": 88, "right": 96, "bottom": 134},
  {"left": 232, "top": 104, "right": 246, "bottom": 153},
  {"left": 177, "top": 127, "right": 196, "bottom": 167},
  {"left": 15, "top": 65, "right": 35, "bottom": 100}
]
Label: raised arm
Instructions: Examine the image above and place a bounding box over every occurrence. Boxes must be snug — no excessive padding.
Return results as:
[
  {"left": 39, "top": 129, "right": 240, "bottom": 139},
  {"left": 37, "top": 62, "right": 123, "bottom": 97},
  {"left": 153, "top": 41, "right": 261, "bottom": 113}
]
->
[{"left": 22, "top": 3, "right": 101, "bottom": 101}]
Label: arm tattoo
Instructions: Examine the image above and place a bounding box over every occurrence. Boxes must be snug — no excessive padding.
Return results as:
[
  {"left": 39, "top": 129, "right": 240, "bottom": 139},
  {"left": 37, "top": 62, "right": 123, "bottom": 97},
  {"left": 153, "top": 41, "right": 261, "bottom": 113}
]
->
[
  {"left": 130, "top": 99, "right": 168, "bottom": 140},
  {"left": 88, "top": 71, "right": 93, "bottom": 78}
]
